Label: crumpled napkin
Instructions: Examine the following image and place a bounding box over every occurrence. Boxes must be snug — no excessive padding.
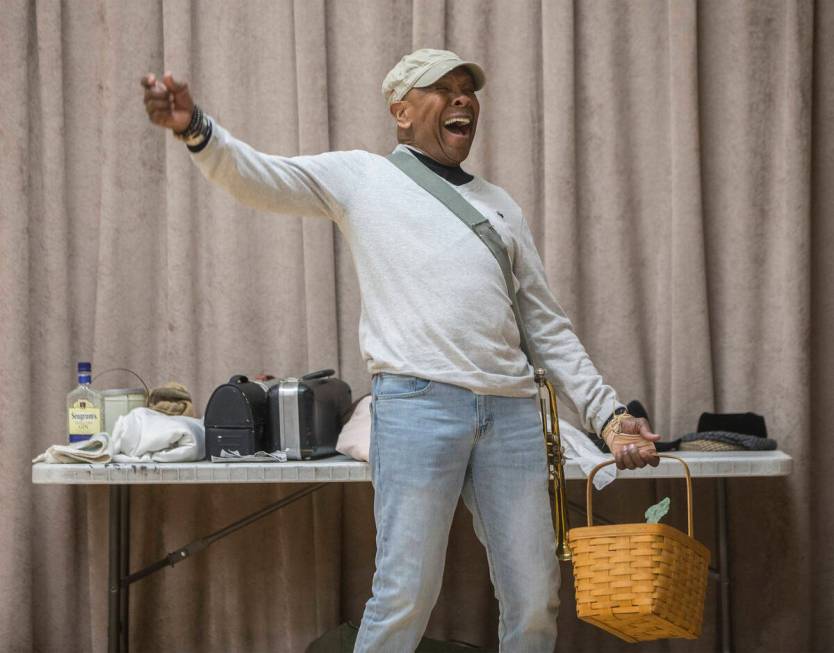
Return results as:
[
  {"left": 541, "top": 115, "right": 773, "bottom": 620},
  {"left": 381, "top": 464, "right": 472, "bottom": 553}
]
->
[{"left": 210, "top": 449, "right": 288, "bottom": 463}]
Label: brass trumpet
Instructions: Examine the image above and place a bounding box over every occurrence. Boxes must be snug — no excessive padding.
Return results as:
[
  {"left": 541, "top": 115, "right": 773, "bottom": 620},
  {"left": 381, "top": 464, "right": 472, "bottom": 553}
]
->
[{"left": 535, "top": 368, "right": 571, "bottom": 561}]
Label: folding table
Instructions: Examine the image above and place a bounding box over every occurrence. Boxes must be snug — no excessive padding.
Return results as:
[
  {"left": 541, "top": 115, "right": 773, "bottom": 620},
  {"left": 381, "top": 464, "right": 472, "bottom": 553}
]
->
[{"left": 32, "top": 449, "right": 792, "bottom": 653}]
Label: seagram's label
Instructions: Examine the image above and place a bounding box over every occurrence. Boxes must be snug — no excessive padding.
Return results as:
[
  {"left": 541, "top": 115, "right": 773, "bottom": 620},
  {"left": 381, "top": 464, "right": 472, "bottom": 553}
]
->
[{"left": 68, "top": 399, "right": 101, "bottom": 439}]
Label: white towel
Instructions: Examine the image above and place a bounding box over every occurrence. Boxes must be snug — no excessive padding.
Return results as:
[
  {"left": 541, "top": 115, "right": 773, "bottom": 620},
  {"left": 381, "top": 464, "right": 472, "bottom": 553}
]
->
[{"left": 109, "top": 407, "right": 205, "bottom": 462}]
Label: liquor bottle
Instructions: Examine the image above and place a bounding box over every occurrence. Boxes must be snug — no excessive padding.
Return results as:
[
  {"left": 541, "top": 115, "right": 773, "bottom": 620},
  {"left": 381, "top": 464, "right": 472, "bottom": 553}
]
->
[{"left": 67, "top": 362, "right": 103, "bottom": 443}]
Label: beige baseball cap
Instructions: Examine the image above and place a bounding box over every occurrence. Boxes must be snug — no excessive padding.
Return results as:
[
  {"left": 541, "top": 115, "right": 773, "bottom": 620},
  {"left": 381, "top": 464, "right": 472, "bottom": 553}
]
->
[{"left": 382, "top": 48, "right": 486, "bottom": 106}]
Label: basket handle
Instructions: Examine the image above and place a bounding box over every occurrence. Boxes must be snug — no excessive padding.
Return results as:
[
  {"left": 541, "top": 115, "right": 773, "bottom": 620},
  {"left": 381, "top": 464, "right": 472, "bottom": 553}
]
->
[
  {"left": 585, "top": 454, "right": 695, "bottom": 538},
  {"left": 92, "top": 367, "right": 150, "bottom": 404}
]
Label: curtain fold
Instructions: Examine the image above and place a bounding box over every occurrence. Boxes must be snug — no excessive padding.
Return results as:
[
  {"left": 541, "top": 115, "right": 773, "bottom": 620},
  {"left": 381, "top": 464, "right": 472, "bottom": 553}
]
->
[
  {"left": 2, "top": 1, "right": 830, "bottom": 651},
  {"left": 810, "top": 3, "right": 834, "bottom": 651},
  {"left": 2, "top": 4, "right": 34, "bottom": 650}
]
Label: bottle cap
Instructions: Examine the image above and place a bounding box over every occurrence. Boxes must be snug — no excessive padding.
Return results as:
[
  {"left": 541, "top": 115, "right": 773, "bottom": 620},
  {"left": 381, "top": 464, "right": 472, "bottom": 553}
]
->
[{"left": 78, "top": 362, "right": 92, "bottom": 372}]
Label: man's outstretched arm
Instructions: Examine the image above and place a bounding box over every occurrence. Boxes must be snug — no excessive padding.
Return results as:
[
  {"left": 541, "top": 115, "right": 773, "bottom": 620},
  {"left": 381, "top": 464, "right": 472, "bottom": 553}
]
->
[{"left": 140, "top": 71, "right": 357, "bottom": 222}]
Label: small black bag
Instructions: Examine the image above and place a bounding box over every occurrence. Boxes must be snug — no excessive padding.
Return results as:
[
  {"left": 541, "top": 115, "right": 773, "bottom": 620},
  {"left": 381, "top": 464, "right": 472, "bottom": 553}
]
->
[{"left": 204, "top": 375, "right": 273, "bottom": 458}]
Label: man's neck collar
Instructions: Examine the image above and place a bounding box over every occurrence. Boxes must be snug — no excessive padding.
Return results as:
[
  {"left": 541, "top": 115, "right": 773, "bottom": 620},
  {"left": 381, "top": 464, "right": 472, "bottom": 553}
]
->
[{"left": 403, "top": 145, "right": 474, "bottom": 186}]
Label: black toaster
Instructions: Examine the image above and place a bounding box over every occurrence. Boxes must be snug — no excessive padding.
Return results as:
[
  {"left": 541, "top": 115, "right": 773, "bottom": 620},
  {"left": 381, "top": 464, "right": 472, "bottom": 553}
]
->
[{"left": 266, "top": 369, "right": 352, "bottom": 460}]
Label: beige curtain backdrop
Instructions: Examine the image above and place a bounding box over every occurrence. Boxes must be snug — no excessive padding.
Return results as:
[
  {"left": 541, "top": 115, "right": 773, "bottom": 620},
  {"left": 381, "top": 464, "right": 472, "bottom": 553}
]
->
[{"left": 2, "top": 0, "right": 832, "bottom": 651}]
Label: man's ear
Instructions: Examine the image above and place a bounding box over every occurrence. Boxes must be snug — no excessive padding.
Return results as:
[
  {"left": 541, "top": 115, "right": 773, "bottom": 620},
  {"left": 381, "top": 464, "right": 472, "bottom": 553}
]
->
[{"left": 389, "top": 101, "right": 412, "bottom": 129}]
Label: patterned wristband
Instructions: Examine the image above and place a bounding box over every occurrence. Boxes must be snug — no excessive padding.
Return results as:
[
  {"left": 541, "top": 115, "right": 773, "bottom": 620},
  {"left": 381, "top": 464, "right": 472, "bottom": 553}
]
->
[
  {"left": 601, "top": 411, "right": 657, "bottom": 456},
  {"left": 599, "top": 406, "right": 627, "bottom": 442}
]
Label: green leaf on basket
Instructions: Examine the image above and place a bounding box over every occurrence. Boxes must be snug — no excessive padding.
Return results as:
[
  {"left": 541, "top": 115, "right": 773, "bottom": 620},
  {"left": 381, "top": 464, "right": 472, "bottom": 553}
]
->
[{"left": 645, "top": 497, "right": 671, "bottom": 524}]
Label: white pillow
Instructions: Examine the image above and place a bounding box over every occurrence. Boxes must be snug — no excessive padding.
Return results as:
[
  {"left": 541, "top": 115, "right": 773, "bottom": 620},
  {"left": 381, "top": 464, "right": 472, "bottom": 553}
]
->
[{"left": 336, "top": 395, "right": 372, "bottom": 462}]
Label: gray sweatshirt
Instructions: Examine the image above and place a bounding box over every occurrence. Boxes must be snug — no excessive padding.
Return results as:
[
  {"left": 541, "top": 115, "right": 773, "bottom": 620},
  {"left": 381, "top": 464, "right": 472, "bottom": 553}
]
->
[{"left": 191, "top": 125, "right": 621, "bottom": 434}]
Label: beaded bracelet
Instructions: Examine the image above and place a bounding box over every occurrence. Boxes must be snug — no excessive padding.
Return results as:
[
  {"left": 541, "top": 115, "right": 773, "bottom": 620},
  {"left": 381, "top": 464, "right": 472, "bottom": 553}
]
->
[{"left": 174, "top": 105, "right": 211, "bottom": 146}]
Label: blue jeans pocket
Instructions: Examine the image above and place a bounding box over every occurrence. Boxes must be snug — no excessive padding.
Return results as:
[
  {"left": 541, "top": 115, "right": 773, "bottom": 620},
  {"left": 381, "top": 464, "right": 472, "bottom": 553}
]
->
[{"left": 372, "top": 373, "right": 433, "bottom": 400}]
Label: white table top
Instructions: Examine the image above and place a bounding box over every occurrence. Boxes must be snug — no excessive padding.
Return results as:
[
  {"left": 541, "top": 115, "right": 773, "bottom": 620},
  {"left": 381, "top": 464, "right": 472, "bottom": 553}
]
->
[{"left": 31, "top": 450, "right": 792, "bottom": 485}]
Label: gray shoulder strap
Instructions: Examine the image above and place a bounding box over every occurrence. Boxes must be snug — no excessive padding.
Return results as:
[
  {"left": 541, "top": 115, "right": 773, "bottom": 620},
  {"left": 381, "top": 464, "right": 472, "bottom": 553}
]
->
[{"left": 387, "top": 149, "right": 542, "bottom": 370}]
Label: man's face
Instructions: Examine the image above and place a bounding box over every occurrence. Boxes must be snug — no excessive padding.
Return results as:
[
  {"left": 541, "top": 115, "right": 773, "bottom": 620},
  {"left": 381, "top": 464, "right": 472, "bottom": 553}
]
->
[{"left": 390, "top": 67, "right": 480, "bottom": 166}]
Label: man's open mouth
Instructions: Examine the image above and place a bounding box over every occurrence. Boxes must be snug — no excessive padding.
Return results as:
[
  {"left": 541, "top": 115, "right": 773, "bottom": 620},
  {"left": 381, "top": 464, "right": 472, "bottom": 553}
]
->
[{"left": 443, "top": 116, "right": 472, "bottom": 137}]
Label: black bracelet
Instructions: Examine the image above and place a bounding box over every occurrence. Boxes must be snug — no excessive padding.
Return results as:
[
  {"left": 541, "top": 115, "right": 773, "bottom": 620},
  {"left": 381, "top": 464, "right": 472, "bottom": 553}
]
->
[{"left": 187, "top": 120, "right": 213, "bottom": 153}]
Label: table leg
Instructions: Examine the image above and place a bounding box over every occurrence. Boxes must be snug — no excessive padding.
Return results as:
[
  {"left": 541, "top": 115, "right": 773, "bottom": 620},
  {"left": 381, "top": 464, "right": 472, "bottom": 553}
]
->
[
  {"left": 108, "top": 485, "right": 130, "bottom": 653},
  {"left": 108, "top": 485, "right": 122, "bottom": 653},
  {"left": 717, "top": 478, "right": 732, "bottom": 653},
  {"left": 106, "top": 482, "right": 325, "bottom": 651},
  {"left": 119, "top": 485, "right": 130, "bottom": 652}
]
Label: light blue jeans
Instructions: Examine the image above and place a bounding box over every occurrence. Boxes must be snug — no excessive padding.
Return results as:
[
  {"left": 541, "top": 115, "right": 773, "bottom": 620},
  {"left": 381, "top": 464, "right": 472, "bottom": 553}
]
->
[{"left": 354, "top": 374, "right": 560, "bottom": 653}]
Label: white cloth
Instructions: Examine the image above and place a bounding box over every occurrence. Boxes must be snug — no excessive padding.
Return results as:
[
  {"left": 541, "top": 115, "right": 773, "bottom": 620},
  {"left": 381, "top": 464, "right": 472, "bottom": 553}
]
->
[
  {"left": 335, "top": 396, "right": 615, "bottom": 489},
  {"left": 558, "top": 419, "right": 616, "bottom": 490},
  {"left": 32, "top": 432, "right": 112, "bottom": 464},
  {"left": 191, "top": 129, "right": 623, "bottom": 434},
  {"left": 109, "top": 407, "right": 205, "bottom": 462}
]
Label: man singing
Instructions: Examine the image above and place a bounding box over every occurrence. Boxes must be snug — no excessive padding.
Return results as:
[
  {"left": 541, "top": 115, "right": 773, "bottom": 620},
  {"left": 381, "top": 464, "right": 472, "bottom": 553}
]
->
[{"left": 142, "top": 48, "right": 660, "bottom": 652}]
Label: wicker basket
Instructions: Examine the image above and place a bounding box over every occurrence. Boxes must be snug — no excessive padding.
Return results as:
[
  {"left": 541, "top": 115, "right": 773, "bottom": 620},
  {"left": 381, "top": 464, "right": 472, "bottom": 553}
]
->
[{"left": 568, "top": 454, "right": 710, "bottom": 643}]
